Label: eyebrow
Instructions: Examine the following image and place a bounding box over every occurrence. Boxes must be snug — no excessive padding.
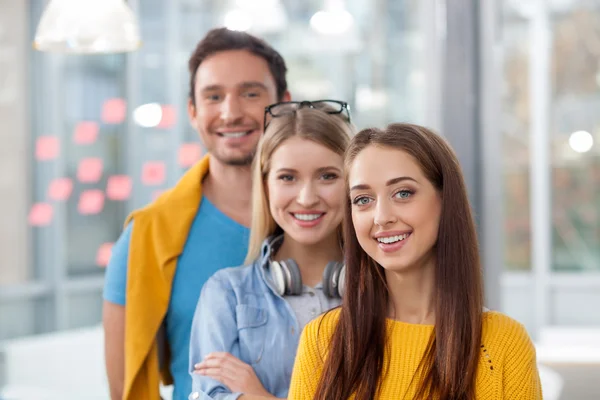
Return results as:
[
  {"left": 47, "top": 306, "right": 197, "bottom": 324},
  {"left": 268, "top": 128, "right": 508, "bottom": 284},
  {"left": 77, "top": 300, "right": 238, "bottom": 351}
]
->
[
  {"left": 350, "top": 176, "right": 418, "bottom": 191},
  {"left": 275, "top": 166, "right": 342, "bottom": 174},
  {"left": 239, "top": 81, "right": 268, "bottom": 91},
  {"left": 200, "top": 81, "right": 268, "bottom": 93}
]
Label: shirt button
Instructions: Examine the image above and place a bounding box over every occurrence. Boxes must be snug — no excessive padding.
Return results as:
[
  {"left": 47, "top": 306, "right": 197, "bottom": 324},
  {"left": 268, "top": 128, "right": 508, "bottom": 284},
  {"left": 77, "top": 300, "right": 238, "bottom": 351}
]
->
[
  {"left": 191, "top": 392, "right": 200, "bottom": 400},
  {"left": 311, "top": 308, "right": 317, "bottom": 317}
]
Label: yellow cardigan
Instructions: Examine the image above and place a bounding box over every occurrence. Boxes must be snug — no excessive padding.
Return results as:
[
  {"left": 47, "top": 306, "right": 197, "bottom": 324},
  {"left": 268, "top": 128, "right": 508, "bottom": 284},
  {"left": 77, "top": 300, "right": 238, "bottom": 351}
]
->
[
  {"left": 122, "top": 155, "right": 210, "bottom": 400},
  {"left": 289, "top": 309, "right": 543, "bottom": 399}
]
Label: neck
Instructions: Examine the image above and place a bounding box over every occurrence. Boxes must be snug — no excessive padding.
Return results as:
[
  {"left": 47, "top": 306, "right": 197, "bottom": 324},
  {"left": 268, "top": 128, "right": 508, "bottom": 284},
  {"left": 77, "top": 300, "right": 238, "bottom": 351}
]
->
[
  {"left": 385, "top": 258, "right": 436, "bottom": 325},
  {"left": 202, "top": 154, "right": 253, "bottom": 226},
  {"left": 276, "top": 232, "right": 342, "bottom": 287}
]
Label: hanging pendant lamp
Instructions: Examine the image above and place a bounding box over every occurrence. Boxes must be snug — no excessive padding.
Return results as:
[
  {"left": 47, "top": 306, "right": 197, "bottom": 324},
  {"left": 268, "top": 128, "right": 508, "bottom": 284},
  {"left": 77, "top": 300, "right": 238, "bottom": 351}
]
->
[{"left": 33, "top": 0, "right": 141, "bottom": 54}]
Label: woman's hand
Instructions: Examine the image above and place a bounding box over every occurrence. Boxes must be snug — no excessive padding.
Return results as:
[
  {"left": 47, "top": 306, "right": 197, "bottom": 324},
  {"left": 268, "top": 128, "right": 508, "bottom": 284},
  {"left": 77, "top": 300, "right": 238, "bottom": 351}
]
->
[{"left": 194, "top": 352, "right": 271, "bottom": 397}]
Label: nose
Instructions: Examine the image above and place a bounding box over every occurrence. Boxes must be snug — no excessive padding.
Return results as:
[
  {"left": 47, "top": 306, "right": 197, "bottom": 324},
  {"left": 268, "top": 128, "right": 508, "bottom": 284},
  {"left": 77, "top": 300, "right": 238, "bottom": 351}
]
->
[
  {"left": 220, "top": 94, "right": 243, "bottom": 124},
  {"left": 297, "top": 181, "right": 319, "bottom": 208},
  {"left": 373, "top": 199, "right": 397, "bottom": 227}
]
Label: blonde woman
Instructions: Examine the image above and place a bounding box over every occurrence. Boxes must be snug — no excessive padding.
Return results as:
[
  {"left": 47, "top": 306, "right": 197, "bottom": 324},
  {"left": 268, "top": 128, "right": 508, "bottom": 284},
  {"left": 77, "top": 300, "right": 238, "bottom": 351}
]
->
[{"left": 188, "top": 101, "right": 354, "bottom": 400}]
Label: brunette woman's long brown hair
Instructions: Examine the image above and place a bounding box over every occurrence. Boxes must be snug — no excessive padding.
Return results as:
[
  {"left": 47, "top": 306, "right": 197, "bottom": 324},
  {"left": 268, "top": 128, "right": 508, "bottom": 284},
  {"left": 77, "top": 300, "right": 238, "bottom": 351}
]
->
[{"left": 314, "top": 124, "right": 484, "bottom": 400}]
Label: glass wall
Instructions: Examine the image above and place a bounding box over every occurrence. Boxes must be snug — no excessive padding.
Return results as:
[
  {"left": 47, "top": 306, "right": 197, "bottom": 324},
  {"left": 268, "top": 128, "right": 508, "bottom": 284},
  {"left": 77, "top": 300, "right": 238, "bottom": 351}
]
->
[
  {"left": 3, "top": 0, "right": 598, "bottom": 345},
  {"left": 501, "top": 0, "right": 600, "bottom": 330},
  {"left": 0, "top": 0, "right": 429, "bottom": 341}
]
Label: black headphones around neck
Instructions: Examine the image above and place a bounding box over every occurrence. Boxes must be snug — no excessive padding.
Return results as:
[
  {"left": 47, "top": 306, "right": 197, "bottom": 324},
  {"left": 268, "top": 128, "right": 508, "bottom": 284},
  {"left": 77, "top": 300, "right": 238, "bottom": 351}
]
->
[{"left": 270, "top": 259, "right": 346, "bottom": 298}]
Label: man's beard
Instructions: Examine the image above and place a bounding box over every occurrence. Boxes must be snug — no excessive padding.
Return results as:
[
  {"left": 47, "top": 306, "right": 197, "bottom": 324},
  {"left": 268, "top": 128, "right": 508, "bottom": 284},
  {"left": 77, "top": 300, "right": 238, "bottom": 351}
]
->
[{"left": 215, "top": 150, "right": 255, "bottom": 167}]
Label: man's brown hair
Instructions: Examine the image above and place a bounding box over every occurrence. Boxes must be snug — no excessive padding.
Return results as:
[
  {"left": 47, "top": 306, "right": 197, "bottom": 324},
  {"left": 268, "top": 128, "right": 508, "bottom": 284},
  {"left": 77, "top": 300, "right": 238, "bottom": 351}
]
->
[{"left": 188, "top": 27, "right": 288, "bottom": 105}]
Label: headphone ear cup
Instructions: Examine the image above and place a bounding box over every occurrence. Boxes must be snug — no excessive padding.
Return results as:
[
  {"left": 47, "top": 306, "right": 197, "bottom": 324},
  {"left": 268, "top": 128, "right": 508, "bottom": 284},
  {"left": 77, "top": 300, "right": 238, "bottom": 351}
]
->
[
  {"left": 322, "top": 262, "right": 336, "bottom": 298},
  {"left": 323, "top": 262, "right": 344, "bottom": 298},
  {"left": 281, "top": 259, "right": 303, "bottom": 296},
  {"left": 337, "top": 265, "right": 346, "bottom": 298},
  {"left": 270, "top": 260, "right": 286, "bottom": 296}
]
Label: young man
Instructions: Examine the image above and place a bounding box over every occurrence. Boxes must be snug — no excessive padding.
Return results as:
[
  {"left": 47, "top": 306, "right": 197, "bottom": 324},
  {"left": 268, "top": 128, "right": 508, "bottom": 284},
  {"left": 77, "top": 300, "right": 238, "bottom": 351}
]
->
[{"left": 102, "top": 28, "right": 291, "bottom": 400}]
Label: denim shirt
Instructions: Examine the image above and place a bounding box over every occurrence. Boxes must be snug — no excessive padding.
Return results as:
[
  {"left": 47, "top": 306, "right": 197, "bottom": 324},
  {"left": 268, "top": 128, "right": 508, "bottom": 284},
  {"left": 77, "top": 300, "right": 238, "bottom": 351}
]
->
[{"left": 188, "top": 236, "right": 340, "bottom": 400}]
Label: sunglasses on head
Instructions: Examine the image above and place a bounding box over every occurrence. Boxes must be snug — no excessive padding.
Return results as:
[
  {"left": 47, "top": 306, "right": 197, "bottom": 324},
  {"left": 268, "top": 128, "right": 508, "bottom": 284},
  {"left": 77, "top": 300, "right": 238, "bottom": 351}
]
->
[{"left": 263, "top": 99, "right": 351, "bottom": 130}]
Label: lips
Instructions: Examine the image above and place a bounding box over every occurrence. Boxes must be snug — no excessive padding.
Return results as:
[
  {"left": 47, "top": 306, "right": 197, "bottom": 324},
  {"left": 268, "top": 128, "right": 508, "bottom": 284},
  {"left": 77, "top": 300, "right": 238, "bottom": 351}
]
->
[
  {"left": 373, "top": 230, "right": 412, "bottom": 240},
  {"left": 290, "top": 212, "right": 326, "bottom": 228},
  {"left": 376, "top": 233, "right": 410, "bottom": 244},
  {"left": 292, "top": 213, "right": 324, "bottom": 221},
  {"left": 373, "top": 231, "right": 412, "bottom": 253}
]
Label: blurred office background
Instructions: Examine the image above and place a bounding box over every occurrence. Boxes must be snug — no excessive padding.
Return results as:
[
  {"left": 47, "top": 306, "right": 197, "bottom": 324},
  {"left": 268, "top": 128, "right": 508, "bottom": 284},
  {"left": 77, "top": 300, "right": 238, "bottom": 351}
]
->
[{"left": 0, "top": 0, "right": 599, "bottom": 399}]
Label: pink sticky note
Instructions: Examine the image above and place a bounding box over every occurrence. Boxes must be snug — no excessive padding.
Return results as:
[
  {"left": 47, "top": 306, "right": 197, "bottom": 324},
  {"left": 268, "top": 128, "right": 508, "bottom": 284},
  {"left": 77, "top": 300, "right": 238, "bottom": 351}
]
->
[
  {"left": 35, "top": 136, "right": 60, "bottom": 161},
  {"left": 101, "top": 98, "right": 127, "bottom": 124},
  {"left": 77, "top": 158, "right": 103, "bottom": 183},
  {"left": 78, "top": 190, "right": 105, "bottom": 215},
  {"left": 106, "top": 175, "right": 132, "bottom": 201},
  {"left": 96, "top": 242, "right": 114, "bottom": 267},
  {"left": 157, "top": 105, "right": 177, "bottom": 129},
  {"left": 73, "top": 121, "right": 99, "bottom": 145},
  {"left": 178, "top": 143, "right": 202, "bottom": 167},
  {"left": 28, "top": 203, "right": 53, "bottom": 226},
  {"left": 48, "top": 178, "right": 73, "bottom": 201},
  {"left": 142, "top": 161, "right": 166, "bottom": 186}
]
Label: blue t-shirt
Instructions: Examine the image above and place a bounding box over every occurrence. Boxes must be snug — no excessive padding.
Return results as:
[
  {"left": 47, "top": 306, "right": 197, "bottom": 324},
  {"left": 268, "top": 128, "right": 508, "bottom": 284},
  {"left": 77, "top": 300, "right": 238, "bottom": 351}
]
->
[{"left": 103, "top": 196, "right": 249, "bottom": 400}]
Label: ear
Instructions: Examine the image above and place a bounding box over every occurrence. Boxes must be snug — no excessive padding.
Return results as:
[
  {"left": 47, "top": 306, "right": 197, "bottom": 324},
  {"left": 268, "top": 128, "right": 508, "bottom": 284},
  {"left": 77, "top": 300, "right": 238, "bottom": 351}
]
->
[
  {"left": 187, "top": 98, "right": 198, "bottom": 130},
  {"left": 281, "top": 90, "right": 291, "bottom": 102}
]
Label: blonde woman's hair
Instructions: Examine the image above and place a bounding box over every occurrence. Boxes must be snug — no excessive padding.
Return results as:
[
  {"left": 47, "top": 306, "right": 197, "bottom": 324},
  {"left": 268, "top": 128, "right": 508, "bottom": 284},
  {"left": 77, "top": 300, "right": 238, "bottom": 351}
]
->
[{"left": 244, "top": 107, "right": 354, "bottom": 264}]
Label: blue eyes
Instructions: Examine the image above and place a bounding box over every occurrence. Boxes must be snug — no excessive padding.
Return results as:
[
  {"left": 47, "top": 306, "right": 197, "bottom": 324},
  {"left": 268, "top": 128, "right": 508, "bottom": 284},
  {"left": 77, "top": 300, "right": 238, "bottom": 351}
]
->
[
  {"left": 353, "top": 197, "right": 372, "bottom": 206},
  {"left": 352, "top": 189, "right": 414, "bottom": 206},
  {"left": 394, "top": 190, "right": 413, "bottom": 199}
]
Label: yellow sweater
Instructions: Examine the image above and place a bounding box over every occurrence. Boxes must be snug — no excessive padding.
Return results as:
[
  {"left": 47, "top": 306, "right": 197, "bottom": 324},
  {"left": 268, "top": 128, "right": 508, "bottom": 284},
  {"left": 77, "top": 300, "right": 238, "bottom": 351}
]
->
[
  {"left": 122, "top": 155, "right": 210, "bottom": 400},
  {"left": 288, "top": 310, "right": 542, "bottom": 399}
]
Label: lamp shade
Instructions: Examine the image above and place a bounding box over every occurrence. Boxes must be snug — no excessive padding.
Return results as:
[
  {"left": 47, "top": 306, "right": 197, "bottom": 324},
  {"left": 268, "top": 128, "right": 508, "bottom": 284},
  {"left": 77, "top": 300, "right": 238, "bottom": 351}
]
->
[{"left": 33, "top": 0, "right": 141, "bottom": 54}]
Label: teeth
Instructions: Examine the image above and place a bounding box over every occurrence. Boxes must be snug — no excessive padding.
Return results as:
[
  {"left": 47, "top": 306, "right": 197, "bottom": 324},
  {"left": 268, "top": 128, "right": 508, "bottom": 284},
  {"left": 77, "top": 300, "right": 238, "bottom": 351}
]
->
[
  {"left": 293, "top": 213, "right": 323, "bottom": 221},
  {"left": 377, "top": 234, "right": 409, "bottom": 244},
  {"left": 221, "top": 131, "right": 248, "bottom": 138}
]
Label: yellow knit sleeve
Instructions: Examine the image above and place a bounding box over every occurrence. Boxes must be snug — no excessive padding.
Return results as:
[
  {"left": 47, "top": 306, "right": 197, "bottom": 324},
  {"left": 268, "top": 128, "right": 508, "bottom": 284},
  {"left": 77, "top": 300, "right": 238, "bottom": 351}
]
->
[
  {"left": 500, "top": 318, "right": 543, "bottom": 399},
  {"left": 287, "top": 309, "right": 339, "bottom": 400}
]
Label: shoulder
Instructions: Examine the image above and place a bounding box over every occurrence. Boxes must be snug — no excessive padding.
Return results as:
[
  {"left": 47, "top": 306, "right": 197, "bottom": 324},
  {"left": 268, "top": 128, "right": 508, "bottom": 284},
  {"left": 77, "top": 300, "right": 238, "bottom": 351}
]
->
[
  {"left": 204, "top": 262, "right": 262, "bottom": 292},
  {"left": 104, "top": 221, "right": 133, "bottom": 273},
  {"left": 111, "top": 221, "right": 134, "bottom": 254},
  {"left": 482, "top": 311, "right": 531, "bottom": 340},
  {"left": 102, "top": 223, "right": 134, "bottom": 304},
  {"left": 481, "top": 311, "right": 536, "bottom": 361}
]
